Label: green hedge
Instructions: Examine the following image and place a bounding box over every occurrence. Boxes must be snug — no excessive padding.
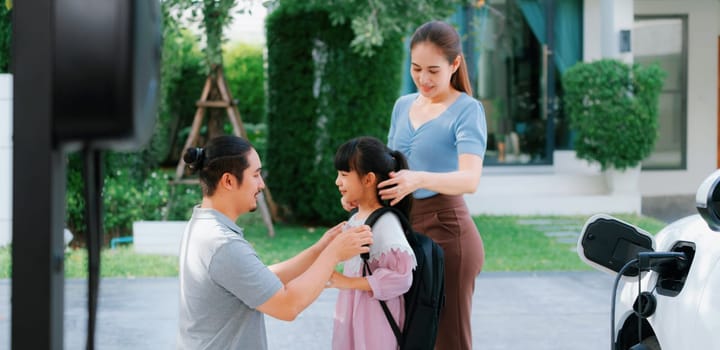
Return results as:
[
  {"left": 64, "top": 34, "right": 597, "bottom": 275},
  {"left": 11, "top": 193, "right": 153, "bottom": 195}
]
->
[
  {"left": 266, "top": 7, "right": 402, "bottom": 224},
  {"left": 0, "top": 5, "right": 10, "bottom": 73}
]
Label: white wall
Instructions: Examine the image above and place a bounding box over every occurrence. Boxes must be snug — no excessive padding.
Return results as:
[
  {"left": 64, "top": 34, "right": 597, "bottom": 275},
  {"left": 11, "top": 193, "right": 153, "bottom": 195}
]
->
[
  {"left": 583, "top": 0, "right": 603, "bottom": 61},
  {"left": 584, "top": 0, "right": 634, "bottom": 63},
  {"left": 0, "top": 74, "right": 12, "bottom": 247},
  {"left": 466, "top": 151, "right": 642, "bottom": 215},
  {"left": 635, "top": 0, "right": 720, "bottom": 196}
]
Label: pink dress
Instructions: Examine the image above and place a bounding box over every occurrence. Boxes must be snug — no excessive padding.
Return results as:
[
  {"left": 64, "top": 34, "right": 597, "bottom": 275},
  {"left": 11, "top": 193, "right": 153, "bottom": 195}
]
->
[{"left": 332, "top": 212, "right": 416, "bottom": 350}]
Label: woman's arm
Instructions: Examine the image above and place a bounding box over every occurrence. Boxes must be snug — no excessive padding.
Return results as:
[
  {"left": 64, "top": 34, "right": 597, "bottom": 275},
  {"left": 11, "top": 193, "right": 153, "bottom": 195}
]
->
[{"left": 378, "top": 154, "right": 483, "bottom": 206}]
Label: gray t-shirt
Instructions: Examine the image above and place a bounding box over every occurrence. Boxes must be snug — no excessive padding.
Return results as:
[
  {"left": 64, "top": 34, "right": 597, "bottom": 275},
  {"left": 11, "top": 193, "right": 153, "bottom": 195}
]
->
[{"left": 177, "top": 207, "right": 282, "bottom": 350}]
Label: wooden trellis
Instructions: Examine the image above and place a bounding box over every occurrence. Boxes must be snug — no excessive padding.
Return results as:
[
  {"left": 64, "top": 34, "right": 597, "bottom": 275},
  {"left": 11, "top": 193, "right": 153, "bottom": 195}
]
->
[{"left": 171, "top": 66, "right": 277, "bottom": 236}]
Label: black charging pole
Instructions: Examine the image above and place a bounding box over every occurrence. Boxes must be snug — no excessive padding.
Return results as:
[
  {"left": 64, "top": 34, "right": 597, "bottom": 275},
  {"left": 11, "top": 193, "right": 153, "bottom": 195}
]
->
[
  {"left": 11, "top": 1, "right": 161, "bottom": 348},
  {"left": 11, "top": 0, "right": 67, "bottom": 348}
]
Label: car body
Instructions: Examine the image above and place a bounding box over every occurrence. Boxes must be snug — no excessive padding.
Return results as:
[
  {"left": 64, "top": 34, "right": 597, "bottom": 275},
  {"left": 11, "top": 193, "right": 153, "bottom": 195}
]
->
[{"left": 577, "top": 169, "right": 720, "bottom": 350}]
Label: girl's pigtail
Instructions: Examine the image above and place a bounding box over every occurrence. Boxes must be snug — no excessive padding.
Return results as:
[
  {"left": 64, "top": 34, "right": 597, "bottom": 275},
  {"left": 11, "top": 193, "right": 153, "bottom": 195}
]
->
[{"left": 389, "top": 149, "right": 413, "bottom": 219}]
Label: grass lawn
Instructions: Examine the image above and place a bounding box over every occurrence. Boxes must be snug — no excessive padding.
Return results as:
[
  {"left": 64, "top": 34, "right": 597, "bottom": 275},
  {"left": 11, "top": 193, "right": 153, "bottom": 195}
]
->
[
  {"left": 477, "top": 214, "right": 666, "bottom": 271},
  {"left": 0, "top": 213, "right": 668, "bottom": 279}
]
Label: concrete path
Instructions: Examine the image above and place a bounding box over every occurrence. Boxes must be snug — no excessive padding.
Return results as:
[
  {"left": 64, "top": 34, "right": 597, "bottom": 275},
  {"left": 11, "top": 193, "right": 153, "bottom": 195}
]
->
[{"left": 0, "top": 271, "right": 614, "bottom": 349}]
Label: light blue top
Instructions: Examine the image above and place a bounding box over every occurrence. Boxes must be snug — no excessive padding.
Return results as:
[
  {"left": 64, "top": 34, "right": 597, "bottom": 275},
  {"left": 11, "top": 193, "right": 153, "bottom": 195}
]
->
[
  {"left": 387, "top": 92, "right": 487, "bottom": 199},
  {"left": 177, "top": 207, "right": 282, "bottom": 350}
]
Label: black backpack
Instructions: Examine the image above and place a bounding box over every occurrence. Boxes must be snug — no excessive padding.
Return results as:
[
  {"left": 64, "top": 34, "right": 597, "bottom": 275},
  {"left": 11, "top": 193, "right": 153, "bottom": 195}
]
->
[{"left": 360, "top": 206, "right": 445, "bottom": 350}]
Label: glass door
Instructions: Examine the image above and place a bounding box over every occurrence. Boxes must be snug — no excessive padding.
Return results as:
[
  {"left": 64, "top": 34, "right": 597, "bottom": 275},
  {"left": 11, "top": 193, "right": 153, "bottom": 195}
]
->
[
  {"left": 633, "top": 16, "right": 687, "bottom": 170},
  {"left": 461, "top": 0, "right": 580, "bottom": 166}
]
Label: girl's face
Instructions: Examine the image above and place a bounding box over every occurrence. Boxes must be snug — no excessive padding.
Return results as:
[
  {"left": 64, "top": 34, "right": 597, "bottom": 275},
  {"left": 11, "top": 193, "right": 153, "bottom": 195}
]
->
[
  {"left": 410, "top": 42, "right": 460, "bottom": 100},
  {"left": 335, "top": 169, "right": 371, "bottom": 206}
]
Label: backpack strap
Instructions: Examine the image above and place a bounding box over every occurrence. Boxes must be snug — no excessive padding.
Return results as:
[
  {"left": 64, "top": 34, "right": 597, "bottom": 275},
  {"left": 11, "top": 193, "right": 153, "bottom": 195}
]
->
[
  {"left": 363, "top": 207, "right": 413, "bottom": 242},
  {"left": 362, "top": 260, "right": 403, "bottom": 344},
  {"left": 360, "top": 206, "right": 407, "bottom": 346},
  {"left": 360, "top": 207, "right": 388, "bottom": 260}
]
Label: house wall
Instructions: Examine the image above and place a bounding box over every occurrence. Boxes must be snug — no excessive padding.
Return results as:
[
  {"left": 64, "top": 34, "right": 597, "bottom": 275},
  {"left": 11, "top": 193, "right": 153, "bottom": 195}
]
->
[
  {"left": 0, "top": 74, "right": 12, "bottom": 246},
  {"left": 585, "top": 0, "right": 719, "bottom": 196},
  {"left": 635, "top": 0, "right": 720, "bottom": 196},
  {"left": 584, "top": 0, "right": 634, "bottom": 63},
  {"left": 467, "top": 150, "right": 642, "bottom": 215}
]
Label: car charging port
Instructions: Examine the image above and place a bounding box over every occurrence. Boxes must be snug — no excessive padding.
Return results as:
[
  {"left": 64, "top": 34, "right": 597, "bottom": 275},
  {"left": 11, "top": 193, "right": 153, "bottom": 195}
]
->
[{"left": 654, "top": 241, "right": 695, "bottom": 297}]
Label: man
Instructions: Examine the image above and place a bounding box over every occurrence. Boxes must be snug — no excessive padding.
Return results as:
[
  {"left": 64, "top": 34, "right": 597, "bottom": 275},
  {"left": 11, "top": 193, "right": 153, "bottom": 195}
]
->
[{"left": 177, "top": 136, "right": 372, "bottom": 349}]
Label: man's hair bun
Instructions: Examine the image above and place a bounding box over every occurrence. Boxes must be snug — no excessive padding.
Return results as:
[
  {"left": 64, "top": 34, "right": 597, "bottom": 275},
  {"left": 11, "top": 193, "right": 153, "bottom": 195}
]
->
[{"left": 183, "top": 147, "right": 205, "bottom": 172}]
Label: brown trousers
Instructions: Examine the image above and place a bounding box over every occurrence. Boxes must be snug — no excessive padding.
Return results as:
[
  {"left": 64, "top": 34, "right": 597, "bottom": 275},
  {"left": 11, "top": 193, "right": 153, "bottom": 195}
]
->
[{"left": 411, "top": 194, "right": 484, "bottom": 350}]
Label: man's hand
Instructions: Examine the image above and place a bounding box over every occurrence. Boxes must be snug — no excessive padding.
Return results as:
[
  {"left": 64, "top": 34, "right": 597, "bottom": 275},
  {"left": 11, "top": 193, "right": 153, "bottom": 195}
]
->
[
  {"left": 315, "top": 221, "right": 346, "bottom": 251},
  {"left": 326, "top": 225, "right": 372, "bottom": 262}
]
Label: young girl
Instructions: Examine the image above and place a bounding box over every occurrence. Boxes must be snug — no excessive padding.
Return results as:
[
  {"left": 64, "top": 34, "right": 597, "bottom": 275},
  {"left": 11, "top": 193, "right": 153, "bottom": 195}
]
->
[{"left": 328, "top": 136, "right": 416, "bottom": 350}]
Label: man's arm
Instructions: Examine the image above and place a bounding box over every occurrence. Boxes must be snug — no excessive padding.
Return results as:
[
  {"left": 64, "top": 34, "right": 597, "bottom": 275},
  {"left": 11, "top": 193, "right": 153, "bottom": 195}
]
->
[
  {"left": 268, "top": 222, "right": 344, "bottom": 284},
  {"left": 257, "top": 225, "right": 372, "bottom": 321}
]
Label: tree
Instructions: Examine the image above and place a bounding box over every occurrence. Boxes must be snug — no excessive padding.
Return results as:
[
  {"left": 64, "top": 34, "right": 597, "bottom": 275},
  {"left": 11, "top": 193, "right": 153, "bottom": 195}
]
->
[
  {"left": 282, "top": 0, "right": 470, "bottom": 56},
  {"left": 164, "top": 0, "right": 257, "bottom": 139},
  {"left": 165, "top": 0, "right": 254, "bottom": 69}
]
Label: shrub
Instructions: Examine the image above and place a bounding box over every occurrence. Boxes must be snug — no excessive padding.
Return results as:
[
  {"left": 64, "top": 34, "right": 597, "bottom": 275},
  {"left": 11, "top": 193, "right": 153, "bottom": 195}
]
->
[
  {"left": 562, "top": 59, "right": 665, "bottom": 171},
  {"left": 223, "top": 43, "right": 266, "bottom": 124},
  {"left": 66, "top": 162, "right": 201, "bottom": 244}
]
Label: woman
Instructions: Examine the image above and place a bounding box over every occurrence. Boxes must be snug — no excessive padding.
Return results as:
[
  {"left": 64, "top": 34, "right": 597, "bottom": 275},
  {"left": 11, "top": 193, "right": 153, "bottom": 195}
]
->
[{"left": 378, "top": 20, "right": 487, "bottom": 350}]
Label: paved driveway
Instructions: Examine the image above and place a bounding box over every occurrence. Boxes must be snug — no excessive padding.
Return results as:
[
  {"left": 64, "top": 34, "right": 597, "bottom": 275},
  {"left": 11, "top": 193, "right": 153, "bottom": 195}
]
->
[{"left": 0, "top": 271, "right": 613, "bottom": 349}]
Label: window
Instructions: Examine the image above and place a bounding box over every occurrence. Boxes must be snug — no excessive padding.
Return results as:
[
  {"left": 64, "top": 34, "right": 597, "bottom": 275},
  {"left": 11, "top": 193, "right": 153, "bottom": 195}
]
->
[{"left": 634, "top": 16, "right": 688, "bottom": 169}]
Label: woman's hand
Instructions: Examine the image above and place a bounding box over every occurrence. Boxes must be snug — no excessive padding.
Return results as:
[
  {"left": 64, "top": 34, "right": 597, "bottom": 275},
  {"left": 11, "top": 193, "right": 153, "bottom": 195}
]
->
[{"left": 377, "top": 170, "right": 422, "bottom": 206}]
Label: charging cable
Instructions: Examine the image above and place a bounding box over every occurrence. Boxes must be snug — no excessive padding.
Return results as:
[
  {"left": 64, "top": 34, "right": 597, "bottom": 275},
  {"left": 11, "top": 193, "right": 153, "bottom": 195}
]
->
[
  {"left": 610, "top": 252, "right": 687, "bottom": 350},
  {"left": 611, "top": 258, "right": 639, "bottom": 350}
]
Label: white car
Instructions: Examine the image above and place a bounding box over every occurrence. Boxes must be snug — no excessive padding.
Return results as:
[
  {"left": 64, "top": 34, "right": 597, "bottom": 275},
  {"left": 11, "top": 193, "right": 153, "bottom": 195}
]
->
[{"left": 577, "top": 169, "right": 720, "bottom": 350}]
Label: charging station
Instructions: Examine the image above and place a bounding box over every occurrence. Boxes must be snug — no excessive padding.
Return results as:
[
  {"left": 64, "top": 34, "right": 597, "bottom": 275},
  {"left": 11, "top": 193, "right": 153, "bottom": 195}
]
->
[{"left": 11, "top": 1, "right": 161, "bottom": 348}]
